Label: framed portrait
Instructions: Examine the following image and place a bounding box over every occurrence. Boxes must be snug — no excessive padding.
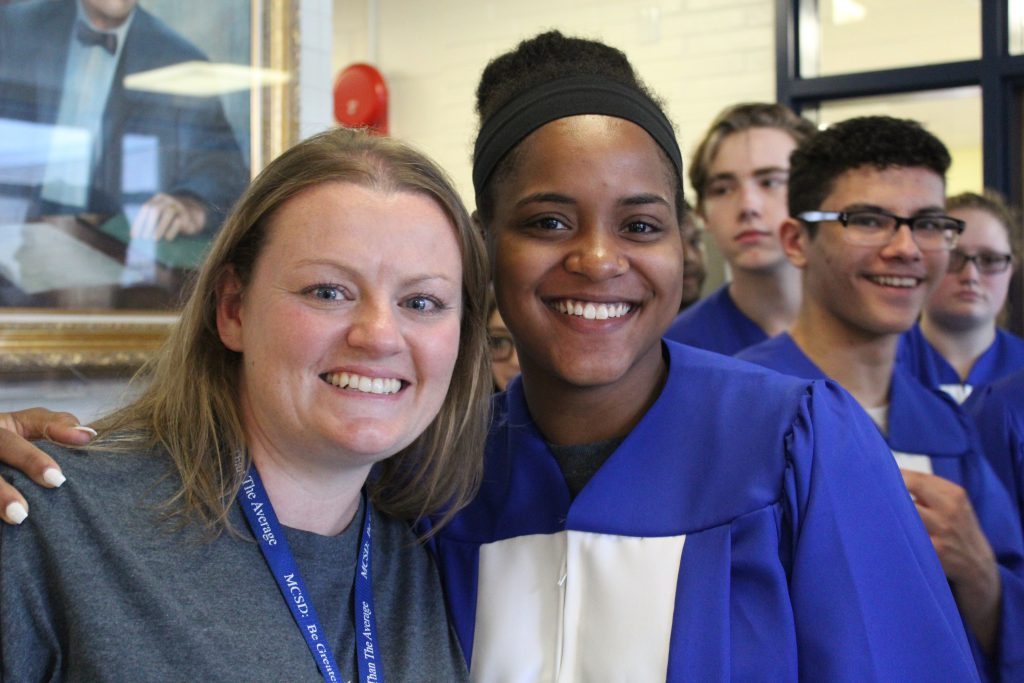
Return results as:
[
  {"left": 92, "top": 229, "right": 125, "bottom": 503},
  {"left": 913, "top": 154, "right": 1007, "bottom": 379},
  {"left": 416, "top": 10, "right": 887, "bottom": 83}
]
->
[{"left": 0, "top": 0, "right": 298, "bottom": 372}]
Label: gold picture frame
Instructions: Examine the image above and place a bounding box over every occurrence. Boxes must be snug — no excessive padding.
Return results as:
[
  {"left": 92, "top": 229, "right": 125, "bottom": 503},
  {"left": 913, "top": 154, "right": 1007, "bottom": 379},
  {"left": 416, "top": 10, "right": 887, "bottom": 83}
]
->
[{"left": 0, "top": 0, "right": 299, "bottom": 373}]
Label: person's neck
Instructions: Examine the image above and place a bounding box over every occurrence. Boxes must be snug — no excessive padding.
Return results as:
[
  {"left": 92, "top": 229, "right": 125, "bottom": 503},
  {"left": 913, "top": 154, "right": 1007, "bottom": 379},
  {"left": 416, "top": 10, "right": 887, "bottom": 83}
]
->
[
  {"left": 920, "top": 315, "right": 996, "bottom": 382},
  {"left": 520, "top": 345, "right": 668, "bottom": 446},
  {"left": 728, "top": 264, "right": 802, "bottom": 337},
  {"left": 80, "top": 4, "right": 132, "bottom": 32},
  {"left": 789, "top": 303, "right": 898, "bottom": 410},
  {"left": 248, "top": 445, "right": 368, "bottom": 537}
]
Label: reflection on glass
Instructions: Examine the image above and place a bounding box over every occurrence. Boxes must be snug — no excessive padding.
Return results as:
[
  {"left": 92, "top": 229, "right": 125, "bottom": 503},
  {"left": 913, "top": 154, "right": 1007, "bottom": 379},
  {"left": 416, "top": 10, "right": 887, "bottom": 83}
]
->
[
  {"left": 807, "top": 87, "right": 982, "bottom": 195},
  {"left": 799, "top": 0, "right": 979, "bottom": 77},
  {"left": 0, "top": 0, "right": 254, "bottom": 311},
  {"left": 1012, "top": 0, "right": 1024, "bottom": 55}
]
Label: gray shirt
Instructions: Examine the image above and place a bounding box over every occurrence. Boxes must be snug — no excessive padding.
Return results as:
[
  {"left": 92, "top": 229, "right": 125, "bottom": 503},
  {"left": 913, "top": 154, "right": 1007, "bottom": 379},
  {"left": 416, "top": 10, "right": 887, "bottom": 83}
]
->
[{"left": 0, "top": 443, "right": 467, "bottom": 682}]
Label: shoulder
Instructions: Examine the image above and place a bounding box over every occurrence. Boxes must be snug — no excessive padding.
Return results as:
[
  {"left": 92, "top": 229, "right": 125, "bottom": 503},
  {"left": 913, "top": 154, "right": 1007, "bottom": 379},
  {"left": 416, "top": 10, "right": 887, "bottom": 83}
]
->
[
  {"left": 667, "top": 338, "right": 808, "bottom": 394},
  {"left": 985, "top": 368, "right": 1024, "bottom": 408},
  {"left": 735, "top": 334, "right": 800, "bottom": 372},
  {"left": 0, "top": 0, "right": 60, "bottom": 23},
  {"left": 664, "top": 286, "right": 728, "bottom": 340},
  {"left": 1, "top": 0, "right": 71, "bottom": 40},
  {"left": 995, "top": 328, "right": 1024, "bottom": 356},
  {"left": 667, "top": 342, "right": 865, "bottom": 490},
  {"left": 665, "top": 287, "right": 766, "bottom": 354},
  {"left": 0, "top": 441, "right": 175, "bottom": 531},
  {"left": 969, "top": 370, "right": 1024, "bottom": 432},
  {"left": 370, "top": 504, "right": 427, "bottom": 557}
]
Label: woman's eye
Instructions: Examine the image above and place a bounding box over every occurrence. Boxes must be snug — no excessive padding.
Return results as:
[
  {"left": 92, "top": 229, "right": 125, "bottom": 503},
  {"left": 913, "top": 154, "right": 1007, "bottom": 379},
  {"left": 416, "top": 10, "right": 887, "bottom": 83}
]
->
[
  {"left": 624, "top": 221, "right": 660, "bottom": 235},
  {"left": 304, "top": 284, "right": 345, "bottom": 301},
  {"left": 531, "top": 217, "right": 568, "bottom": 231},
  {"left": 404, "top": 295, "right": 444, "bottom": 312}
]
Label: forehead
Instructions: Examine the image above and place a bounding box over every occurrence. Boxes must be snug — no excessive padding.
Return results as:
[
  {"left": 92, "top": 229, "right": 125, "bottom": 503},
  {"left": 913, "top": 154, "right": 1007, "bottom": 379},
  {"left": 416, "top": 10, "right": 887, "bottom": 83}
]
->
[
  {"left": 261, "top": 182, "right": 460, "bottom": 263},
  {"left": 949, "top": 206, "right": 1012, "bottom": 249},
  {"left": 709, "top": 127, "right": 798, "bottom": 173},
  {"left": 503, "top": 115, "right": 677, "bottom": 200},
  {"left": 822, "top": 165, "right": 945, "bottom": 210}
]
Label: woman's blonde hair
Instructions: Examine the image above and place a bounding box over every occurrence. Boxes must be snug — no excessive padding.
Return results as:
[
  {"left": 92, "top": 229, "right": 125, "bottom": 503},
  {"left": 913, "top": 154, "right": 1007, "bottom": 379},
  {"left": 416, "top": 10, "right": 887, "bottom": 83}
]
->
[{"left": 92, "top": 127, "right": 491, "bottom": 535}]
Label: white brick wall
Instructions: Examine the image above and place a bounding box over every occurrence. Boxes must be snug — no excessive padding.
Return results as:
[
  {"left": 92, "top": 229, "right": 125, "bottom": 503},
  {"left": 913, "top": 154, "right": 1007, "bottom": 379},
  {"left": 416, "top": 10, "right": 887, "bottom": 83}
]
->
[
  {"left": 331, "top": 0, "right": 776, "bottom": 203},
  {"left": 300, "top": 0, "right": 336, "bottom": 138}
]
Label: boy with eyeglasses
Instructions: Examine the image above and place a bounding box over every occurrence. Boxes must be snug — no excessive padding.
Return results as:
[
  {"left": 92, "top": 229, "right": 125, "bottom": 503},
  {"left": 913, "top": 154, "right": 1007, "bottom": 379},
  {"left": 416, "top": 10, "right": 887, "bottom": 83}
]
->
[
  {"left": 738, "top": 116, "right": 1024, "bottom": 681},
  {"left": 899, "top": 190, "right": 1024, "bottom": 403}
]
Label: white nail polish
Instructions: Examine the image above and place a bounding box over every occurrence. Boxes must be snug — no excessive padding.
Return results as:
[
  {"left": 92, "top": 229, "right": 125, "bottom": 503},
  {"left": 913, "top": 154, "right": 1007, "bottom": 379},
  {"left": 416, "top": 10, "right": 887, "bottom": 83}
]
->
[
  {"left": 5, "top": 502, "right": 27, "bottom": 525},
  {"left": 43, "top": 468, "right": 66, "bottom": 488},
  {"left": 73, "top": 425, "right": 98, "bottom": 437}
]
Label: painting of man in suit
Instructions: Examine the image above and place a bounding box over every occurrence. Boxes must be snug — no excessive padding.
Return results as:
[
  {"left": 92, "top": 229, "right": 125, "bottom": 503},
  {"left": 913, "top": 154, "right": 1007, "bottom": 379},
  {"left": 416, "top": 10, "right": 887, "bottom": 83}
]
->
[
  {"left": 0, "top": 0, "right": 251, "bottom": 308},
  {"left": 0, "top": 0, "right": 248, "bottom": 238}
]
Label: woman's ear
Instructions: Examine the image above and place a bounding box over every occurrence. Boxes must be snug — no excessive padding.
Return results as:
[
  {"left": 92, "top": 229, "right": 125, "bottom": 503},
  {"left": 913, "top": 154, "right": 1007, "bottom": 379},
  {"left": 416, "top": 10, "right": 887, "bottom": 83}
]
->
[
  {"left": 780, "top": 218, "right": 810, "bottom": 269},
  {"left": 215, "top": 265, "right": 245, "bottom": 352}
]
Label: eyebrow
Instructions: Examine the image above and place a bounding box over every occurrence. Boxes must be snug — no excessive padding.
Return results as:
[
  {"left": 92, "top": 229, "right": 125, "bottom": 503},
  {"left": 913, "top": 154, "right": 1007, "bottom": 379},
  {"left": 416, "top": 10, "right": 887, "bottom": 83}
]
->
[
  {"left": 619, "top": 193, "right": 671, "bottom": 208},
  {"left": 707, "top": 167, "right": 789, "bottom": 183},
  {"left": 841, "top": 203, "right": 947, "bottom": 215},
  {"left": 514, "top": 192, "right": 670, "bottom": 209},
  {"left": 514, "top": 192, "right": 576, "bottom": 209},
  {"left": 293, "top": 260, "right": 459, "bottom": 285}
]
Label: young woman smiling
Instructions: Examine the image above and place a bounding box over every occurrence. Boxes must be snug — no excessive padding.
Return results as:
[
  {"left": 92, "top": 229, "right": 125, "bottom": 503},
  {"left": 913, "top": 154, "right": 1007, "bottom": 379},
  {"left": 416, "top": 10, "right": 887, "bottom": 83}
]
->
[{"left": 428, "top": 31, "right": 978, "bottom": 680}]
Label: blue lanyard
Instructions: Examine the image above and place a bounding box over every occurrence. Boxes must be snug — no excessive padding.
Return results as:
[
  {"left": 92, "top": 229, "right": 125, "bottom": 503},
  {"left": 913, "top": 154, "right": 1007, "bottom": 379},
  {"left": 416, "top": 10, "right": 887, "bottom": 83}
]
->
[{"left": 237, "top": 466, "right": 385, "bottom": 683}]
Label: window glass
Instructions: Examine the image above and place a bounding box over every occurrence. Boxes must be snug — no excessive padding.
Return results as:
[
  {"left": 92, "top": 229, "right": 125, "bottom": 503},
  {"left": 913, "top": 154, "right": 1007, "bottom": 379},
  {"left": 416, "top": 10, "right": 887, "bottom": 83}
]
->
[
  {"left": 799, "top": 0, "right": 980, "bottom": 77},
  {"left": 807, "top": 87, "right": 982, "bottom": 195},
  {"left": 1012, "top": 0, "right": 1024, "bottom": 55}
]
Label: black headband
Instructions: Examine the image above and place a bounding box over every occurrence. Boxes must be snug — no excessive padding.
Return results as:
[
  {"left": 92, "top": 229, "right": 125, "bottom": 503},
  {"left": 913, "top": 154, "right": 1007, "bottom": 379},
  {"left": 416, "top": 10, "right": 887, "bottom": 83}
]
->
[{"left": 472, "top": 74, "right": 682, "bottom": 196}]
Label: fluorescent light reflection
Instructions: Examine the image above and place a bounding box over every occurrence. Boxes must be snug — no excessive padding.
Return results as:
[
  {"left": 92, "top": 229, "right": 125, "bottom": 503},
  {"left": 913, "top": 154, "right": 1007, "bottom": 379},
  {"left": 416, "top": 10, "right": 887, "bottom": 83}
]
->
[
  {"left": 124, "top": 61, "right": 291, "bottom": 97},
  {"left": 832, "top": 0, "right": 866, "bottom": 25}
]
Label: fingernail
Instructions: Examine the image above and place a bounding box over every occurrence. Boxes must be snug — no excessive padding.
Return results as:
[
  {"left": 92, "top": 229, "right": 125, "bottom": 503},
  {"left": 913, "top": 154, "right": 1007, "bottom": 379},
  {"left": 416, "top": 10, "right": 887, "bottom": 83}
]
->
[
  {"left": 73, "top": 425, "right": 98, "bottom": 437},
  {"left": 43, "top": 468, "right": 66, "bottom": 488},
  {"left": 5, "top": 502, "right": 27, "bottom": 525}
]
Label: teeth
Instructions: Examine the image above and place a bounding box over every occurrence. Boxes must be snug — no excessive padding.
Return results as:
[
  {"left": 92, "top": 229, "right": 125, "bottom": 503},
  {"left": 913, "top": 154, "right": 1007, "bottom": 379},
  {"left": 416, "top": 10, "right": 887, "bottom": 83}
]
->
[
  {"left": 324, "top": 372, "right": 401, "bottom": 395},
  {"left": 554, "top": 299, "right": 631, "bottom": 320},
  {"left": 871, "top": 276, "right": 918, "bottom": 288}
]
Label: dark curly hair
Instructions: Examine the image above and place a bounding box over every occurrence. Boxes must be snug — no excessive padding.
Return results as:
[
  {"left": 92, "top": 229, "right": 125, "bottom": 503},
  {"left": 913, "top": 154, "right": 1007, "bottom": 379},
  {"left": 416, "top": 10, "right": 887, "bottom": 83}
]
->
[
  {"left": 788, "top": 116, "right": 951, "bottom": 229},
  {"left": 473, "top": 30, "right": 683, "bottom": 224}
]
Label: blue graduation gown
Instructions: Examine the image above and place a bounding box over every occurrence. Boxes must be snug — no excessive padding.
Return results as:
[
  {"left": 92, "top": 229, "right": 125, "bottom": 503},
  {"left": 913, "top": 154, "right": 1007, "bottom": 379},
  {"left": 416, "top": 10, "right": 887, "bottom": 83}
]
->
[
  {"left": 431, "top": 341, "right": 977, "bottom": 681},
  {"left": 968, "top": 369, "right": 1024, "bottom": 534},
  {"left": 663, "top": 284, "right": 767, "bottom": 355},
  {"left": 898, "top": 324, "right": 1024, "bottom": 402},
  {"left": 740, "top": 333, "right": 1024, "bottom": 681}
]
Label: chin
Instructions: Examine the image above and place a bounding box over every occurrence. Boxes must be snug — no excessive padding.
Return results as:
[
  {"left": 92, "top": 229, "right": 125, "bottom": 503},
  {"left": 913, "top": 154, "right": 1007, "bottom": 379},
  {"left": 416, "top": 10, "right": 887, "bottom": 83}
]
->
[
  {"left": 327, "top": 428, "right": 413, "bottom": 464},
  {"left": 546, "top": 357, "right": 635, "bottom": 389}
]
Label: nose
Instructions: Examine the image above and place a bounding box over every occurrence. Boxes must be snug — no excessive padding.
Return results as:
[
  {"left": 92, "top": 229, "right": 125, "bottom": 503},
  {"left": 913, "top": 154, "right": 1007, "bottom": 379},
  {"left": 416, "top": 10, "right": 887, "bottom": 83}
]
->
[
  {"left": 346, "top": 298, "right": 404, "bottom": 355},
  {"left": 956, "top": 257, "right": 981, "bottom": 281},
  {"left": 882, "top": 223, "right": 922, "bottom": 261},
  {"left": 737, "top": 180, "right": 763, "bottom": 216},
  {"left": 565, "top": 227, "right": 628, "bottom": 281}
]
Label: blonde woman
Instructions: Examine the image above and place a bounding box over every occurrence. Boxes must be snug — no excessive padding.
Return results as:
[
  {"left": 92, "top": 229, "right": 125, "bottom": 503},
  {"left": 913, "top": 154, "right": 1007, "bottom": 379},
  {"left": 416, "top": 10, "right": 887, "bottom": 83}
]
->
[{"left": 0, "top": 128, "right": 489, "bottom": 681}]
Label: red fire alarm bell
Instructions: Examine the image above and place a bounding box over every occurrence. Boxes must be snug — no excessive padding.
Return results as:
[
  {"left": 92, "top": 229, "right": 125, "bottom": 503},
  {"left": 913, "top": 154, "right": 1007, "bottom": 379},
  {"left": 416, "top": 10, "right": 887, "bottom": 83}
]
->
[{"left": 333, "top": 63, "right": 388, "bottom": 135}]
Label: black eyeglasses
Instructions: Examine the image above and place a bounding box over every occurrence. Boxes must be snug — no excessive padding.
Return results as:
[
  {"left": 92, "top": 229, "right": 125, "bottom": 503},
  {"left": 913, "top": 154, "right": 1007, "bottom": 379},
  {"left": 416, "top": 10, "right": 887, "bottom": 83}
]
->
[
  {"left": 948, "top": 249, "right": 1014, "bottom": 275},
  {"left": 488, "top": 333, "right": 516, "bottom": 361},
  {"left": 797, "top": 210, "right": 964, "bottom": 251}
]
